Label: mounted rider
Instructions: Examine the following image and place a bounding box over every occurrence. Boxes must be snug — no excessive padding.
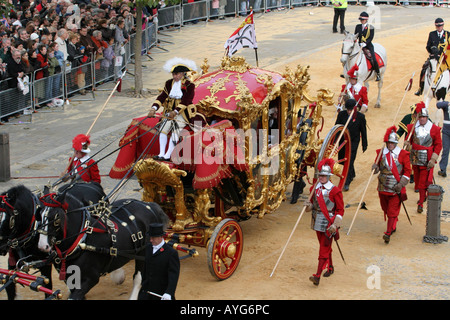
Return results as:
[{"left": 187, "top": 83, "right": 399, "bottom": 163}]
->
[
  {"left": 355, "top": 11, "right": 380, "bottom": 82},
  {"left": 338, "top": 64, "right": 369, "bottom": 113},
  {"left": 415, "top": 18, "right": 450, "bottom": 96}
]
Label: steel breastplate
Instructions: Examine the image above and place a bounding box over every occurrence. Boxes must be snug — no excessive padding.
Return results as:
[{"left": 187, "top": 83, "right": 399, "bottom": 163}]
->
[
  {"left": 312, "top": 189, "right": 335, "bottom": 232},
  {"left": 411, "top": 126, "right": 432, "bottom": 166},
  {"left": 378, "top": 152, "right": 402, "bottom": 193}
]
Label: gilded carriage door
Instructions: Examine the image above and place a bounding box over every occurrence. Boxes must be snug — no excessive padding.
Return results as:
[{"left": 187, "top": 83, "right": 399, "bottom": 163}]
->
[
  {"left": 249, "top": 116, "right": 265, "bottom": 202},
  {"left": 284, "top": 98, "right": 295, "bottom": 180}
]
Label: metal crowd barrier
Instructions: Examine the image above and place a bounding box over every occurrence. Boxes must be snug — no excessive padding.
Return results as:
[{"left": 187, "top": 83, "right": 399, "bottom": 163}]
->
[
  {"left": 65, "top": 53, "right": 95, "bottom": 102},
  {"left": 0, "top": 77, "right": 33, "bottom": 123},
  {"left": 93, "top": 49, "right": 116, "bottom": 90},
  {"left": 183, "top": 0, "right": 209, "bottom": 24},
  {"left": 155, "top": 0, "right": 450, "bottom": 29},
  {"left": 31, "top": 67, "right": 65, "bottom": 113},
  {"left": 0, "top": 22, "right": 158, "bottom": 123}
]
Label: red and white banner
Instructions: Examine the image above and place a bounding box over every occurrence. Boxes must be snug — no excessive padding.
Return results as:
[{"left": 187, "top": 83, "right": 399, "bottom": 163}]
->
[{"left": 224, "top": 11, "right": 257, "bottom": 57}]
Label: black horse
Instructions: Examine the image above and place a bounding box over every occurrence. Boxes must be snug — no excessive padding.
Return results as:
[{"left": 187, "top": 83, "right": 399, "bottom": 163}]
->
[
  {"left": 39, "top": 188, "right": 169, "bottom": 300},
  {"left": 0, "top": 183, "right": 106, "bottom": 300}
]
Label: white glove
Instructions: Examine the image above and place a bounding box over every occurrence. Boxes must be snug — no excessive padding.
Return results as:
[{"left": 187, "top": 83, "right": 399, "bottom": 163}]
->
[{"left": 161, "top": 293, "right": 172, "bottom": 300}]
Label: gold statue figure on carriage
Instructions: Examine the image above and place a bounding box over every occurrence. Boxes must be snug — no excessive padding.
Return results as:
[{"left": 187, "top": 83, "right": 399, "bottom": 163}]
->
[{"left": 133, "top": 56, "right": 351, "bottom": 280}]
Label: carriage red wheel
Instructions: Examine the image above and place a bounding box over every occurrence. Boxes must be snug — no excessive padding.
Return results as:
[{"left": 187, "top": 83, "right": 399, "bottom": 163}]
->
[
  {"left": 207, "top": 218, "right": 243, "bottom": 280},
  {"left": 315, "top": 125, "right": 352, "bottom": 189}
]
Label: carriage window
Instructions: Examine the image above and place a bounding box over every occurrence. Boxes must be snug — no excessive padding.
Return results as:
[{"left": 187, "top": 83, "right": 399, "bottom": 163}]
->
[
  {"left": 285, "top": 98, "right": 294, "bottom": 137},
  {"left": 250, "top": 116, "right": 262, "bottom": 161},
  {"left": 268, "top": 98, "right": 280, "bottom": 147}
]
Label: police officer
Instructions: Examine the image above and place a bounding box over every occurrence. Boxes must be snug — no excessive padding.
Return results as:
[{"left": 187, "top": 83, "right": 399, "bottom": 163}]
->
[
  {"left": 355, "top": 11, "right": 380, "bottom": 81},
  {"left": 331, "top": 0, "right": 347, "bottom": 34}
]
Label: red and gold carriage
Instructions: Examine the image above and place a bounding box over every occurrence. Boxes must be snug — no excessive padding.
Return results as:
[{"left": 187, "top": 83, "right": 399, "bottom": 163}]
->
[{"left": 111, "top": 56, "right": 351, "bottom": 280}]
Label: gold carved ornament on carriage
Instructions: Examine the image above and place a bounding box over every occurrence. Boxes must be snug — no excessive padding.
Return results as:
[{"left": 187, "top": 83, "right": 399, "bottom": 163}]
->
[{"left": 133, "top": 56, "right": 351, "bottom": 280}]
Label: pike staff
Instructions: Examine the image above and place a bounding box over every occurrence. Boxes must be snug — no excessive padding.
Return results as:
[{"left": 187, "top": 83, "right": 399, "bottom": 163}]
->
[
  {"left": 347, "top": 72, "right": 415, "bottom": 235},
  {"left": 270, "top": 104, "right": 355, "bottom": 278},
  {"left": 59, "top": 72, "right": 127, "bottom": 184}
]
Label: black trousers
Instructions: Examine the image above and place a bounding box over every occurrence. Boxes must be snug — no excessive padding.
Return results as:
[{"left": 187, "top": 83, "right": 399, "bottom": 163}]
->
[
  {"left": 345, "top": 148, "right": 358, "bottom": 186},
  {"left": 333, "top": 8, "right": 346, "bottom": 32}
]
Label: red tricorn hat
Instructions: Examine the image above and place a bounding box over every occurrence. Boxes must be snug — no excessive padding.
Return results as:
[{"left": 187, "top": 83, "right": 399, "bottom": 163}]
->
[
  {"left": 347, "top": 64, "right": 359, "bottom": 79},
  {"left": 72, "top": 134, "right": 91, "bottom": 153}
]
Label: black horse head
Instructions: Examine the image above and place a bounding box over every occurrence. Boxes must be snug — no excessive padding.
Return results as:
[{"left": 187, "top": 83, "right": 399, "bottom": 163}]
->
[
  {"left": 0, "top": 185, "right": 42, "bottom": 255},
  {"left": 38, "top": 182, "right": 107, "bottom": 254}
]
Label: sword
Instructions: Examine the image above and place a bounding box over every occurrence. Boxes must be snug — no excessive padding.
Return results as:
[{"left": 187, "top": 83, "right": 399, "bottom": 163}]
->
[
  {"left": 401, "top": 199, "right": 412, "bottom": 225},
  {"left": 334, "top": 238, "right": 346, "bottom": 265}
]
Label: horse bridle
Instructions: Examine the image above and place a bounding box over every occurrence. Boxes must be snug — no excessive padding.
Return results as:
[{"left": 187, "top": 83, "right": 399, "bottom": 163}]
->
[
  {"left": 0, "top": 194, "right": 40, "bottom": 249},
  {"left": 341, "top": 40, "right": 362, "bottom": 69}
]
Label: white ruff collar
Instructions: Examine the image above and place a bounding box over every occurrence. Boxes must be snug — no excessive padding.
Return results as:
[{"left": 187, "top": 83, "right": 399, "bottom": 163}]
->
[
  {"left": 347, "top": 82, "right": 362, "bottom": 93},
  {"left": 169, "top": 80, "right": 183, "bottom": 99},
  {"left": 316, "top": 180, "right": 334, "bottom": 190},
  {"left": 74, "top": 155, "right": 90, "bottom": 163},
  {"left": 415, "top": 119, "right": 432, "bottom": 131},
  {"left": 383, "top": 146, "right": 401, "bottom": 156}
]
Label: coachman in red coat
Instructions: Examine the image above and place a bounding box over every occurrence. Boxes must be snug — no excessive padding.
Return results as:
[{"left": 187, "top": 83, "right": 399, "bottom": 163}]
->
[
  {"left": 372, "top": 126, "right": 411, "bottom": 243},
  {"left": 405, "top": 103, "right": 442, "bottom": 213},
  {"left": 66, "top": 134, "right": 101, "bottom": 184},
  {"left": 305, "top": 158, "right": 345, "bottom": 286}
]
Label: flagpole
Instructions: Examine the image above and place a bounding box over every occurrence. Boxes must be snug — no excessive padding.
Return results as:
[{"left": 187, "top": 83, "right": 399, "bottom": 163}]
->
[{"left": 255, "top": 48, "right": 259, "bottom": 67}]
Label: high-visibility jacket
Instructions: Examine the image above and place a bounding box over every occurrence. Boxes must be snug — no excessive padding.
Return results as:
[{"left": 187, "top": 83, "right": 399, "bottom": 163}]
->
[{"left": 332, "top": 0, "right": 348, "bottom": 9}]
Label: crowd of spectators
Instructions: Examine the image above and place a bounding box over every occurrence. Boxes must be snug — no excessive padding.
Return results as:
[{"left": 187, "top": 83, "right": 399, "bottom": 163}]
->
[{"left": 0, "top": 0, "right": 161, "bottom": 121}]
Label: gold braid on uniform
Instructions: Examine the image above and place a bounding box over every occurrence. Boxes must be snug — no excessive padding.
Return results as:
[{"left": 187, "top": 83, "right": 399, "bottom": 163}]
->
[{"left": 362, "top": 26, "right": 370, "bottom": 43}]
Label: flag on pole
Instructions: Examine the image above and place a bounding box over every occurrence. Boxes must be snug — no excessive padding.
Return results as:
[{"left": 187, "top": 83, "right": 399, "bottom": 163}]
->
[
  {"left": 405, "top": 74, "right": 414, "bottom": 91},
  {"left": 224, "top": 11, "right": 257, "bottom": 57}
]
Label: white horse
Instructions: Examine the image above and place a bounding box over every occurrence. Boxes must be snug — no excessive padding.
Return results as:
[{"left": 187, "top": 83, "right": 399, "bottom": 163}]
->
[
  {"left": 340, "top": 31, "right": 387, "bottom": 108},
  {"left": 421, "top": 56, "right": 449, "bottom": 125}
]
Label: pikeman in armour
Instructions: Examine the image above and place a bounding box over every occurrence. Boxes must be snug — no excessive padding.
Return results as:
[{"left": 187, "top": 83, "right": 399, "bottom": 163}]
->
[
  {"left": 372, "top": 126, "right": 411, "bottom": 244},
  {"left": 148, "top": 57, "right": 205, "bottom": 161},
  {"left": 305, "top": 158, "right": 344, "bottom": 286},
  {"left": 405, "top": 104, "right": 442, "bottom": 213}
]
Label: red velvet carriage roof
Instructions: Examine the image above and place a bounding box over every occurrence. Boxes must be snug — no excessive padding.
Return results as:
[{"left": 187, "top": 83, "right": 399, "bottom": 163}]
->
[{"left": 193, "top": 61, "right": 286, "bottom": 113}]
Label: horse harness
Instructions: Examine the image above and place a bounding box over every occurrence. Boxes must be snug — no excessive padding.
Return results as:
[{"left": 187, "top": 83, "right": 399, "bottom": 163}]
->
[
  {"left": 41, "top": 195, "right": 149, "bottom": 279},
  {"left": 0, "top": 193, "right": 42, "bottom": 250}
]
